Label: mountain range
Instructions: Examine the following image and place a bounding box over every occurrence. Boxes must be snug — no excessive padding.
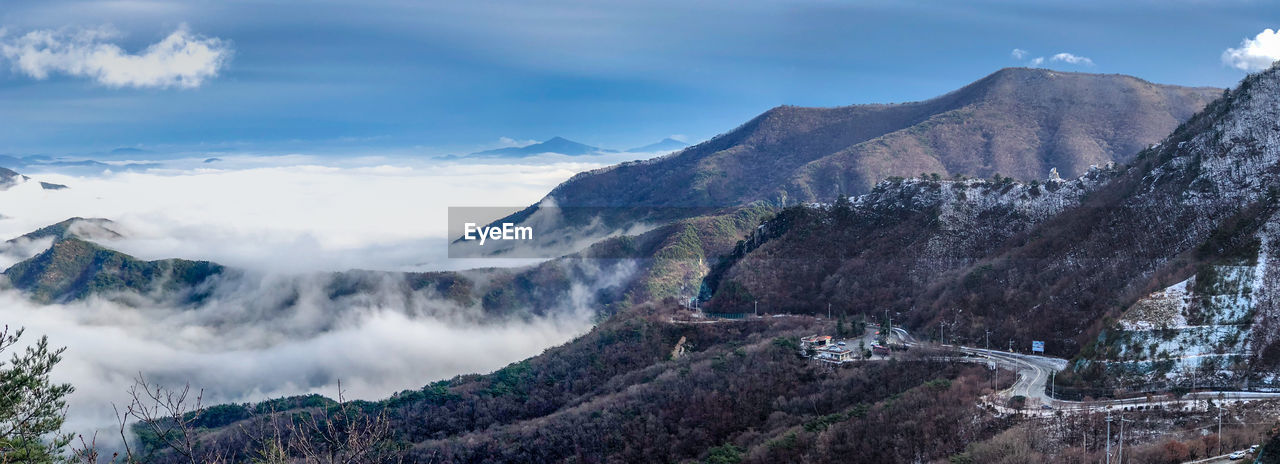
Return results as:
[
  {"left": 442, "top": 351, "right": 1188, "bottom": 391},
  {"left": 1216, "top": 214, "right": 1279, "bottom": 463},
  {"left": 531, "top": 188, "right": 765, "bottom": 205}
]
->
[
  {"left": 469, "top": 136, "right": 613, "bottom": 157},
  {"left": 174, "top": 63, "right": 1277, "bottom": 463},
  {"left": 6, "top": 65, "right": 1279, "bottom": 462},
  {"left": 473, "top": 67, "right": 1222, "bottom": 269},
  {"left": 701, "top": 65, "right": 1280, "bottom": 393},
  {"left": 0, "top": 154, "right": 160, "bottom": 175},
  {"left": 500, "top": 69, "right": 1218, "bottom": 219},
  {"left": 467, "top": 136, "right": 689, "bottom": 157},
  {"left": 3, "top": 68, "right": 1240, "bottom": 330}
]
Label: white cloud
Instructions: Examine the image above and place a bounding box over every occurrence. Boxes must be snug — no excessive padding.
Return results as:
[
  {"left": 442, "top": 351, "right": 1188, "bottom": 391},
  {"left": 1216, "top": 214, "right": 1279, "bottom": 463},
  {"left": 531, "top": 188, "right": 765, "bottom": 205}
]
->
[
  {"left": 0, "top": 154, "right": 658, "bottom": 442},
  {"left": 3, "top": 155, "right": 637, "bottom": 272},
  {"left": 1223, "top": 28, "right": 1280, "bottom": 72},
  {"left": 1050, "top": 52, "right": 1093, "bottom": 66},
  {"left": 0, "top": 288, "right": 594, "bottom": 441},
  {"left": 0, "top": 25, "right": 231, "bottom": 88},
  {"left": 1017, "top": 51, "right": 1092, "bottom": 68}
]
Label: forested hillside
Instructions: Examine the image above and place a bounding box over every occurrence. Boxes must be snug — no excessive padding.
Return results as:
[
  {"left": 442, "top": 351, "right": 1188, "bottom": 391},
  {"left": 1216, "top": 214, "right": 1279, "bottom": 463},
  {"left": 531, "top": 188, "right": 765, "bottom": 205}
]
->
[
  {"left": 491, "top": 68, "right": 1219, "bottom": 243},
  {"left": 705, "top": 65, "right": 1280, "bottom": 392}
]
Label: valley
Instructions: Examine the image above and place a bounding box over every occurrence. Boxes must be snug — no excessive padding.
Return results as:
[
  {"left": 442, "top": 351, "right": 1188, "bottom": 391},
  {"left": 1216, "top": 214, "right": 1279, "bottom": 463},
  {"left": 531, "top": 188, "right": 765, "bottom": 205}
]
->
[{"left": 5, "top": 57, "right": 1280, "bottom": 464}]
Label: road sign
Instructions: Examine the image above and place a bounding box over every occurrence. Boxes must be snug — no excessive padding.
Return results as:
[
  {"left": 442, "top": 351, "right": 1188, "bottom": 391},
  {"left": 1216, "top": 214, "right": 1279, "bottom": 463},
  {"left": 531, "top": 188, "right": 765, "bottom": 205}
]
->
[{"left": 1031, "top": 341, "right": 1045, "bottom": 353}]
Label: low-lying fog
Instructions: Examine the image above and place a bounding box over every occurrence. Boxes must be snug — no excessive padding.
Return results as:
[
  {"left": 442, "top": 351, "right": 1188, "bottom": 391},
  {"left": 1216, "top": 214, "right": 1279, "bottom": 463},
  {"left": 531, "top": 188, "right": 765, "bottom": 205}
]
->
[{"left": 0, "top": 151, "right": 650, "bottom": 437}]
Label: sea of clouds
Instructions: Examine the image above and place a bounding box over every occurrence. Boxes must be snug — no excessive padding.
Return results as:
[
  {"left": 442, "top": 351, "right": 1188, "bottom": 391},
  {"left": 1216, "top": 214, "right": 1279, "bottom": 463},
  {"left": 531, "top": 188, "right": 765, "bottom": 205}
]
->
[{"left": 0, "top": 151, "right": 653, "bottom": 439}]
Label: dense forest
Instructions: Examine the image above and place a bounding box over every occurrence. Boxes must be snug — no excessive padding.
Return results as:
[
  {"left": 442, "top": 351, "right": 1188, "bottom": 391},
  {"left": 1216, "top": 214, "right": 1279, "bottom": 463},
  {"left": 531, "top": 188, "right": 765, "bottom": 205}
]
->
[
  {"left": 107, "top": 302, "right": 1017, "bottom": 463},
  {"left": 8, "top": 62, "right": 1280, "bottom": 464},
  {"left": 703, "top": 68, "right": 1280, "bottom": 373}
]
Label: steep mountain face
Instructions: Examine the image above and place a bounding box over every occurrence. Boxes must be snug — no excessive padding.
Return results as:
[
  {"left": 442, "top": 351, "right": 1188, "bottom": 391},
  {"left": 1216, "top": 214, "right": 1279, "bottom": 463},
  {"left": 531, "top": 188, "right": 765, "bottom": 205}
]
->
[
  {"left": 470, "top": 137, "right": 609, "bottom": 157},
  {"left": 705, "top": 169, "right": 1119, "bottom": 325},
  {"left": 1071, "top": 69, "right": 1280, "bottom": 391},
  {"left": 705, "top": 65, "right": 1280, "bottom": 390}
]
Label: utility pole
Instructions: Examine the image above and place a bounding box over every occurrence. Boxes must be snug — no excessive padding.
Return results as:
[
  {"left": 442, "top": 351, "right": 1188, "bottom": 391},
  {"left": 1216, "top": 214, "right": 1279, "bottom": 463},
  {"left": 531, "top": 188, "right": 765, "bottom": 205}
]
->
[
  {"left": 754, "top": 300, "right": 758, "bottom": 317},
  {"left": 1084, "top": 405, "right": 1090, "bottom": 452},
  {"left": 1105, "top": 410, "right": 1113, "bottom": 464},
  {"left": 1119, "top": 415, "right": 1129, "bottom": 464},
  {"left": 1218, "top": 409, "right": 1223, "bottom": 456},
  {"left": 985, "top": 329, "right": 990, "bottom": 351},
  {"left": 1050, "top": 371, "right": 1056, "bottom": 400}
]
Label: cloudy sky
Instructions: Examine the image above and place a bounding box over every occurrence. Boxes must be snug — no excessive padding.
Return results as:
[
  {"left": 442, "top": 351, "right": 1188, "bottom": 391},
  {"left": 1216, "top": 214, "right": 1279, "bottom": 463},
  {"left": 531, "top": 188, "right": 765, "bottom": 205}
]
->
[
  {"left": 4, "top": 0, "right": 1280, "bottom": 439},
  {"left": 1, "top": 0, "right": 1278, "bottom": 156}
]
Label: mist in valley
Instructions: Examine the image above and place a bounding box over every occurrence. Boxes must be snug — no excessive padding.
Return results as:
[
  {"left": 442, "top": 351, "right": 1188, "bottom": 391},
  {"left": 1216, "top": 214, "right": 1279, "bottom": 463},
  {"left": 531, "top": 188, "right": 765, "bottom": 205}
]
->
[{"left": 0, "top": 152, "right": 655, "bottom": 439}]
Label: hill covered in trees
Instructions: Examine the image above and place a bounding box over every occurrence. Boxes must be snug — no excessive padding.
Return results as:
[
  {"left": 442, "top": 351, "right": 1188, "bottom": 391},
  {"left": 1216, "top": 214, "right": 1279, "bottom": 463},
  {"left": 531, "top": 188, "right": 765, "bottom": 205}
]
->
[
  {"left": 491, "top": 68, "right": 1219, "bottom": 239},
  {"left": 704, "top": 64, "right": 1280, "bottom": 393}
]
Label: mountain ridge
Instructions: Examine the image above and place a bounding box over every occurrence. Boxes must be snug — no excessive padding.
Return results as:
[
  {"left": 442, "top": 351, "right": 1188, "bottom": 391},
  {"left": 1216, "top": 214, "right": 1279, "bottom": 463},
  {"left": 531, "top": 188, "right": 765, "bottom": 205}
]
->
[
  {"left": 475, "top": 67, "right": 1222, "bottom": 264},
  {"left": 702, "top": 64, "right": 1280, "bottom": 392},
  {"left": 470, "top": 136, "right": 613, "bottom": 157}
]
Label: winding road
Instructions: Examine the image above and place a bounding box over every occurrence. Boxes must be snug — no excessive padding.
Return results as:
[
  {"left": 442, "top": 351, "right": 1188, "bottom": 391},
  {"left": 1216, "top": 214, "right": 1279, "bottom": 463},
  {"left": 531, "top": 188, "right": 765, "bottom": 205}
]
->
[{"left": 890, "top": 328, "right": 1280, "bottom": 413}]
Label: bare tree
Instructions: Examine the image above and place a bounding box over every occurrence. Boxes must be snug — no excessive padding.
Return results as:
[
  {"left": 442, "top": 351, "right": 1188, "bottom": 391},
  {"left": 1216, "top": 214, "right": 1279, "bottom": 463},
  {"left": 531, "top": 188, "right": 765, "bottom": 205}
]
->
[
  {"left": 245, "top": 381, "right": 400, "bottom": 464},
  {"left": 70, "top": 375, "right": 228, "bottom": 464},
  {"left": 125, "top": 375, "right": 228, "bottom": 464},
  {"left": 74, "top": 377, "right": 400, "bottom": 463}
]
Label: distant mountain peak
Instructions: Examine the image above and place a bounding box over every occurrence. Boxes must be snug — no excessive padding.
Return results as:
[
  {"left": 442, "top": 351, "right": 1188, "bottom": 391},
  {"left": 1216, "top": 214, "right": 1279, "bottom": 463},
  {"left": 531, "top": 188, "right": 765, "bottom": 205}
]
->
[
  {"left": 470, "top": 136, "right": 612, "bottom": 157},
  {"left": 627, "top": 137, "right": 690, "bottom": 153}
]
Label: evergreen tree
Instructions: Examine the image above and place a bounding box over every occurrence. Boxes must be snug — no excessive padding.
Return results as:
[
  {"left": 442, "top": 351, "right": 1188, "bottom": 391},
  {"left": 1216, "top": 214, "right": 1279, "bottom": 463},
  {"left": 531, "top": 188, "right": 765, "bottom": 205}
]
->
[{"left": 0, "top": 326, "right": 73, "bottom": 462}]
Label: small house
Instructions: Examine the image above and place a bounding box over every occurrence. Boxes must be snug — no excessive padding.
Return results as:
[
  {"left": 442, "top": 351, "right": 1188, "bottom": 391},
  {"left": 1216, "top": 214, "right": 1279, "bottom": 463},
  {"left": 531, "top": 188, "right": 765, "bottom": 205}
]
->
[
  {"left": 817, "top": 345, "right": 854, "bottom": 364},
  {"left": 800, "top": 335, "right": 832, "bottom": 350}
]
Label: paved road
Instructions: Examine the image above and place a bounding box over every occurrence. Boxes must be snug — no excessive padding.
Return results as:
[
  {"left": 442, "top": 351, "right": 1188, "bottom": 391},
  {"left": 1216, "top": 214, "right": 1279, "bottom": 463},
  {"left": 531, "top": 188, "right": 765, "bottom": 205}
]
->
[
  {"left": 956, "top": 346, "right": 1066, "bottom": 407},
  {"left": 1183, "top": 451, "right": 1254, "bottom": 463},
  {"left": 895, "top": 329, "right": 1280, "bottom": 412}
]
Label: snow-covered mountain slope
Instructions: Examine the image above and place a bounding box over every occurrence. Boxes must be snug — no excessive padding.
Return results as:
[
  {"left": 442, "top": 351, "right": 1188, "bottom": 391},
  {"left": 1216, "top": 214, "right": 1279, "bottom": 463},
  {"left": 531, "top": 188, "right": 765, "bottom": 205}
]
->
[{"left": 703, "top": 65, "right": 1280, "bottom": 389}]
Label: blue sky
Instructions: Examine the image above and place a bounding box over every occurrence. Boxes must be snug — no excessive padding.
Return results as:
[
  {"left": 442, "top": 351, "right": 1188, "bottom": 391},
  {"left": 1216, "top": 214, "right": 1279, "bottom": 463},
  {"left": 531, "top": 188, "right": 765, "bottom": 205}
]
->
[{"left": 0, "top": 0, "right": 1277, "bottom": 157}]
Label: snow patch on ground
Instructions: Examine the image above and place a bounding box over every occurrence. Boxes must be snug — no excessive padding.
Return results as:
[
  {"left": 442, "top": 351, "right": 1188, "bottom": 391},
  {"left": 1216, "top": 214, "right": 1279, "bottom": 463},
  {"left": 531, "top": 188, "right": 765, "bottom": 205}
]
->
[{"left": 1120, "top": 278, "right": 1192, "bottom": 330}]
